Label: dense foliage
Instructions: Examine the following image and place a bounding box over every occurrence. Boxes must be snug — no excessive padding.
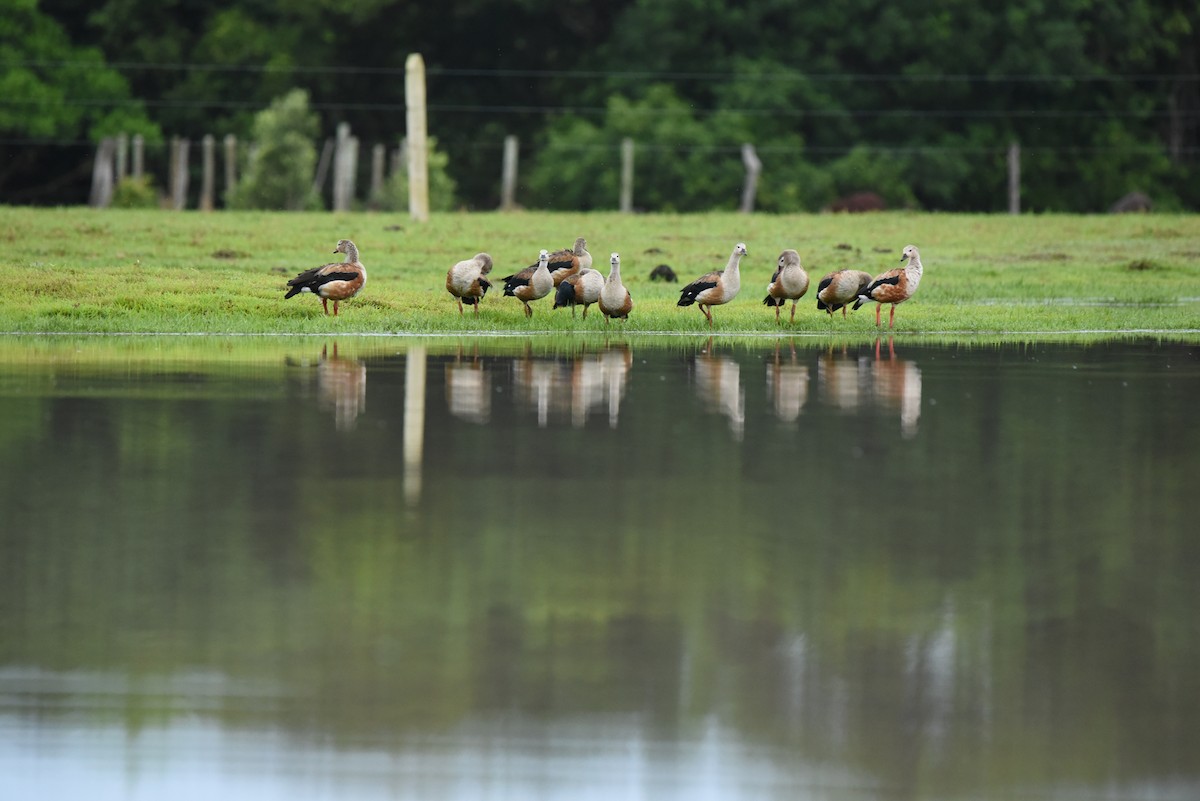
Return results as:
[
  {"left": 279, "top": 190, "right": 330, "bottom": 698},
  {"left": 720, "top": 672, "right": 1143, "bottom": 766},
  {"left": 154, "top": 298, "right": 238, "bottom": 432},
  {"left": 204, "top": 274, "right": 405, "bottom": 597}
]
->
[{"left": 5, "top": 0, "right": 1198, "bottom": 210}]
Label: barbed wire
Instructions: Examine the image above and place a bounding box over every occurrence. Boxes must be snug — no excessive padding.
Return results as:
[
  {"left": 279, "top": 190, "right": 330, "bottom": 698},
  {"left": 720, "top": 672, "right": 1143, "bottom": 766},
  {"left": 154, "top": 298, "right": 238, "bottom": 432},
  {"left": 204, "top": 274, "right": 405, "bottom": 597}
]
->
[{"left": 5, "top": 59, "right": 1200, "bottom": 82}]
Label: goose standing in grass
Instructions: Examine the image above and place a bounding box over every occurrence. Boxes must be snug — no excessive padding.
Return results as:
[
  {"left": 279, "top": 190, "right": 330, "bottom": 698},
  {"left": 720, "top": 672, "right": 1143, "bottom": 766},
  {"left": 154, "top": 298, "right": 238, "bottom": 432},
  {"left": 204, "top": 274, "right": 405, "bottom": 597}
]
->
[
  {"left": 446, "top": 252, "right": 493, "bottom": 315},
  {"left": 816, "top": 269, "right": 874, "bottom": 317},
  {"left": 599, "top": 252, "right": 633, "bottom": 325},
  {"left": 543, "top": 237, "right": 592, "bottom": 286},
  {"left": 284, "top": 239, "right": 367, "bottom": 316},
  {"left": 854, "top": 245, "right": 924, "bottom": 328},
  {"left": 762, "top": 249, "right": 810, "bottom": 324},
  {"left": 553, "top": 265, "right": 604, "bottom": 319},
  {"left": 677, "top": 242, "right": 747, "bottom": 328},
  {"left": 502, "top": 249, "right": 554, "bottom": 318}
]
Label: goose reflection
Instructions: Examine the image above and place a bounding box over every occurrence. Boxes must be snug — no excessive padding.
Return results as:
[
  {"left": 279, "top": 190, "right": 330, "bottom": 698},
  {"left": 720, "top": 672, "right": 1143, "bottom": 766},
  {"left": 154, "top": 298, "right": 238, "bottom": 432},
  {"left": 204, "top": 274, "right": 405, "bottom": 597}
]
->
[
  {"left": 766, "top": 340, "right": 810, "bottom": 423},
  {"left": 316, "top": 342, "right": 367, "bottom": 431},
  {"left": 693, "top": 342, "right": 745, "bottom": 440},
  {"left": 511, "top": 346, "right": 634, "bottom": 429},
  {"left": 870, "top": 337, "right": 922, "bottom": 438},
  {"left": 445, "top": 347, "right": 491, "bottom": 424},
  {"left": 816, "top": 345, "right": 869, "bottom": 412}
]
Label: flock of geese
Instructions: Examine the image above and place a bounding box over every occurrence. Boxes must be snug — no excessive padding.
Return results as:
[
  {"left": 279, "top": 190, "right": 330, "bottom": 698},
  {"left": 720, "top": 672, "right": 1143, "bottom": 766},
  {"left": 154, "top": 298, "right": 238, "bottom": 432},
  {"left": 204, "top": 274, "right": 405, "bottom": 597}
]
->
[{"left": 284, "top": 237, "right": 925, "bottom": 329}]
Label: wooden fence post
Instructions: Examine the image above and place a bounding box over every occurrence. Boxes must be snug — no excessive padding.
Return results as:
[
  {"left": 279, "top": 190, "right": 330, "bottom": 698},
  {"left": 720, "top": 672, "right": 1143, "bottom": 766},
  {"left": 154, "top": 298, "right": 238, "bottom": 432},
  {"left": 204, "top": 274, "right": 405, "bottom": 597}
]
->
[
  {"left": 1008, "top": 141, "right": 1020, "bottom": 215},
  {"left": 89, "top": 137, "right": 116, "bottom": 208},
  {"left": 740, "top": 143, "right": 762, "bottom": 213},
  {"left": 312, "top": 137, "right": 334, "bottom": 199},
  {"left": 172, "top": 137, "right": 190, "bottom": 210},
  {"left": 405, "top": 53, "right": 430, "bottom": 222},
  {"left": 132, "top": 134, "right": 144, "bottom": 179},
  {"left": 223, "top": 134, "right": 238, "bottom": 204},
  {"left": 333, "top": 123, "right": 357, "bottom": 212},
  {"left": 369, "top": 142, "right": 386, "bottom": 209},
  {"left": 115, "top": 133, "right": 128, "bottom": 182},
  {"left": 500, "top": 135, "right": 519, "bottom": 210},
  {"left": 200, "top": 134, "right": 215, "bottom": 211},
  {"left": 619, "top": 137, "right": 634, "bottom": 212}
]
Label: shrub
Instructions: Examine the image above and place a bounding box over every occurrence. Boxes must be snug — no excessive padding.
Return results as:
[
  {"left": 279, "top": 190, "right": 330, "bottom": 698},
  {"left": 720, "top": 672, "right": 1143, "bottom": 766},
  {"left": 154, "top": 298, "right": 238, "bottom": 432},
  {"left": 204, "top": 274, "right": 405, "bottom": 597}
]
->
[
  {"left": 111, "top": 175, "right": 159, "bottom": 209},
  {"left": 227, "top": 89, "right": 322, "bottom": 211}
]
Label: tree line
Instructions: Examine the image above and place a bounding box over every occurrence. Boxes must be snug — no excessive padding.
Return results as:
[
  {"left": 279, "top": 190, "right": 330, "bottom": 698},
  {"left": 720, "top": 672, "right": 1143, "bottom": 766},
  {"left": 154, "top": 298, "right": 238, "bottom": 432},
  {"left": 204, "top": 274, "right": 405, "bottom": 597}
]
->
[{"left": 3, "top": 0, "right": 1197, "bottom": 211}]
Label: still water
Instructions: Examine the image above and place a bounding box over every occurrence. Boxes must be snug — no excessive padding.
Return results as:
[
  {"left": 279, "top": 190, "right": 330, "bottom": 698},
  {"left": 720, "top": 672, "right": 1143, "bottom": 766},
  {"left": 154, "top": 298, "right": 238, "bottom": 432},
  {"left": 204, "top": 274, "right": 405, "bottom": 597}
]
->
[{"left": 0, "top": 335, "right": 1197, "bottom": 800}]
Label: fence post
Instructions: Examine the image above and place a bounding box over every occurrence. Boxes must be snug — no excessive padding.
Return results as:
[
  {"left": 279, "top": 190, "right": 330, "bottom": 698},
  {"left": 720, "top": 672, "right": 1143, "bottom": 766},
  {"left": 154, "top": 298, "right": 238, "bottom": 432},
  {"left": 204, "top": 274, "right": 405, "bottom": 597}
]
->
[
  {"left": 619, "top": 137, "right": 634, "bottom": 212},
  {"left": 500, "top": 135, "right": 519, "bottom": 210},
  {"left": 369, "top": 143, "right": 386, "bottom": 209},
  {"left": 1007, "top": 141, "right": 1020, "bottom": 215},
  {"left": 89, "top": 137, "right": 116, "bottom": 208},
  {"left": 405, "top": 53, "right": 430, "bottom": 222},
  {"left": 200, "top": 134, "right": 215, "bottom": 211},
  {"left": 333, "top": 123, "right": 357, "bottom": 212},
  {"left": 223, "top": 134, "right": 238, "bottom": 204},
  {"left": 132, "top": 134, "right": 144, "bottom": 179},
  {"left": 172, "top": 138, "right": 190, "bottom": 210},
  {"left": 740, "top": 143, "right": 762, "bottom": 213},
  {"left": 115, "top": 133, "right": 128, "bottom": 182}
]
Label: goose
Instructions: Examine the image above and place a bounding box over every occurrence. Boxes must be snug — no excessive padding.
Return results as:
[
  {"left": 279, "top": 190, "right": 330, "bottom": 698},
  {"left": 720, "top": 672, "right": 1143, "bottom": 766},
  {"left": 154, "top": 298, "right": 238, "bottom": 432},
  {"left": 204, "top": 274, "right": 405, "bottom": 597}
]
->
[
  {"left": 854, "top": 245, "right": 924, "bottom": 328},
  {"left": 599, "top": 252, "right": 633, "bottom": 324},
  {"left": 446, "top": 252, "right": 493, "bottom": 315},
  {"left": 542, "top": 237, "right": 591, "bottom": 286},
  {"left": 677, "top": 242, "right": 747, "bottom": 328},
  {"left": 816, "top": 269, "right": 874, "bottom": 317},
  {"left": 284, "top": 239, "right": 367, "bottom": 316},
  {"left": 502, "top": 249, "right": 554, "bottom": 318},
  {"left": 553, "top": 266, "right": 604, "bottom": 319},
  {"left": 762, "top": 249, "right": 810, "bottom": 324}
]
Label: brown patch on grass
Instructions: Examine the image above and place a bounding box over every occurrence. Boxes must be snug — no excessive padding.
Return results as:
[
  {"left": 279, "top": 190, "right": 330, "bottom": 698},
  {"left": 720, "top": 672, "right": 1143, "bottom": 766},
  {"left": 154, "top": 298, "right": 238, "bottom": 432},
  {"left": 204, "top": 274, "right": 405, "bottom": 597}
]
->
[
  {"left": 1126, "top": 259, "right": 1161, "bottom": 272},
  {"left": 1018, "top": 252, "right": 1071, "bottom": 261},
  {"left": 212, "top": 249, "right": 248, "bottom": 259}
]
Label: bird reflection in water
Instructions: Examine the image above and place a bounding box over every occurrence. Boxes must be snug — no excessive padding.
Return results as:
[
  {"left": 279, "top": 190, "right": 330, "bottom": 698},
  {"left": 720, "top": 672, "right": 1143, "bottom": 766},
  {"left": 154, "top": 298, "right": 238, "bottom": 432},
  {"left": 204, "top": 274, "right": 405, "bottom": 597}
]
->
[
  {"left": 815, "top": 339, "right": 923, "bottom": 437},
  {"left": 316, "top": 342, "right": 367, "bottom": 431},
  {"left": 445, "top": 345, "right": 491, "bottom": 424},
  {"left": 510, "top": 345, "right": 633, "bottom": 428},
  {"left": 870, "top": 336, "right": 922, "bottom": 438},
  {"left": 765, "top": 340, "right": 810, "bottom": 423},
  {"left": 693, "top": 339, "right": 745, "bottom": 440}
]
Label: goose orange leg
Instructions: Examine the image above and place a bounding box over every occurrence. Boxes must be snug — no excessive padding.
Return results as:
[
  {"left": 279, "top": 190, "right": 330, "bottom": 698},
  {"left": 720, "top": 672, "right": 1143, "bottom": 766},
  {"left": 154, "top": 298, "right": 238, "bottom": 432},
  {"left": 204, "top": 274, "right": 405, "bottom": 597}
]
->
[
  {"left": 321, "top": 297, "right": 330, "bottom": 315},
  {"left": 889, "top": 304, "right": 896, "bottom": 329},
  {"left": 874, "top": 303, "right": 882, "bottom": 327}
]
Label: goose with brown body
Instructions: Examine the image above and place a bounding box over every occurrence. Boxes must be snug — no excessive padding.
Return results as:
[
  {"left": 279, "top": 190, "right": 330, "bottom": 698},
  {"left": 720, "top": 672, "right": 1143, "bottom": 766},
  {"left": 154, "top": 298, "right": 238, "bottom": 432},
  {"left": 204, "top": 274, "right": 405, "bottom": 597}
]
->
[
  {"left": 553, "top": 266, "right": 604, "bottom": 319},
  {"left": 762, "top": 249, "right": 810, "bottom": 324},
  {"left": 854, "top": 245, "right": 924, "bottom": 328},
  {"left": 539, "top": 237, "right": 591, "bottom": 286},
  {"left": 446, "top": 252, "right": 493, "bottom": 315},
  {"left": 284, "top": 239, "right": 367, "bottom": 316},
  {"left": 599, "top": 252, "right": 633, "bottom": 324},
  {"left": 501, "top": 249, "right": 554, "bottom": 318},
  {"left": 677, "top": 242, "right": 747, "bottom": 328},
  {"left": 816, "top": 269, "right": 873, "bottom": 317}
]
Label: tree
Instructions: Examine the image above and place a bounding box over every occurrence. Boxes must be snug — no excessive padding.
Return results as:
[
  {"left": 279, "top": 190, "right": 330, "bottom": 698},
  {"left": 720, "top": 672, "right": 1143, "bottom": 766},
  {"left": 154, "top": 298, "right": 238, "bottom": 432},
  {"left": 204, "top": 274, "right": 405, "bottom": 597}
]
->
[{"left": 228, "top": 89, "right": 322, "bottom": 211}]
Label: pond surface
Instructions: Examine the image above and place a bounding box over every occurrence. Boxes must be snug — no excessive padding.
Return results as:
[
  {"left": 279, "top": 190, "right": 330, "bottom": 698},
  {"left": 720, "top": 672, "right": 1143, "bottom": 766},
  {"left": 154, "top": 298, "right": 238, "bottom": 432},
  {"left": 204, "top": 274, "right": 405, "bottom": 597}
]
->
[{"left": 1, "top": 335, "right": 1198, "bottom": 800}]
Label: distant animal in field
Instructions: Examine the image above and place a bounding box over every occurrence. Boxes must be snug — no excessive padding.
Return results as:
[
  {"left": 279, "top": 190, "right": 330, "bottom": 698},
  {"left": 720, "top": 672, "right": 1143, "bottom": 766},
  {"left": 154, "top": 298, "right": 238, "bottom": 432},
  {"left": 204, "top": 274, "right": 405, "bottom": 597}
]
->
[
  {"left": 762, "top": 249, "right": 810, "bottom": 324},
  {"left": 554, "top": 266, "right": 604, "bottom": 319},
  {"left": 1109, "top": 191, "right": 1152, "bottom": 213},
  {"left": 502, "top": 249, "right": 554, "bottom": 318},
  {"left": 284, "top": 239, "right": 367, "bottom": 316},
  {"left": 677, "top": 243, "right": 747, "bottom": 328},
  {"left": 446, "top": 252, "right": 493, "bottom": 315},
  {"left": 816, "top": 269, "right": 873, "bottom": 317},
  {"left": 649, "top": 264, "right": 678, "bottom": 282},
  {"left": 854, "top": 245, "right": 924, "bottom": 328},
  {"left": 827, "top": 191, "right": 887, "bottom": 213},
  {"left": 599, "top": 253, "right": 633, "bottom": 324}
]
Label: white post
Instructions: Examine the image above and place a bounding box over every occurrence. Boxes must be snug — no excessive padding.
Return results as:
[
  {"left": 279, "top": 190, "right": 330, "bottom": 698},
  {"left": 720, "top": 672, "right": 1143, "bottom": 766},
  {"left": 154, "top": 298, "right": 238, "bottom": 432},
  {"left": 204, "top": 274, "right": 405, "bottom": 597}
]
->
[
  {"left": 88, "top": 137, "right": 116, "bottom": 208},
  {"left": 333, "top": 123, "right": 354, "bottom": 211},
  {"left": 223, "top": 134, "right": 238, "bottom": 203},
  {"left": 369, "top": 142, "right": 386, "bottom": 209},
  {"left": 619, "top": 137, "right": 634, "bottom": 212},
  {"left": 500, "top": 134, "right": 519, "bottom": 210},
  {"left": 200, "top": 134, "right": 215, "bottom": 211},
  {"left": 1007, "top": 141, "right": 1020, "bottom": 215},
  {"left": 132, "top": 134, "right": 144, "bottom": 179},
  {"left": 405, "top": 53, "right": 430, "bottom": 222},
  {"left": 739, "top": 143, "right": 762, "bottom": 213},
  {"left": 115, "top": 133, "right": 128, "bottom": 181}
]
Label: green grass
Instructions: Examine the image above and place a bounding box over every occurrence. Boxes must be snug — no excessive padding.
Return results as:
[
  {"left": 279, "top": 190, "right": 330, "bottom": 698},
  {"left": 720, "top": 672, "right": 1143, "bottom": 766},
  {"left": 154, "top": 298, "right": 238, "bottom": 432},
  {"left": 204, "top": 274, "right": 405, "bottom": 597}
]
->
[{"left": 2, "top": 207, "right": 1198, "bottom": 337}]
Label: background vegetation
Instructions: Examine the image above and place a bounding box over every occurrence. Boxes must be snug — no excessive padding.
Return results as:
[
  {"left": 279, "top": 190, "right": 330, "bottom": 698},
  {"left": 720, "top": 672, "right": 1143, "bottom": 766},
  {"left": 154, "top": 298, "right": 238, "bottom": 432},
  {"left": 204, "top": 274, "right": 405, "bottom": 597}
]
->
[{"left": 2, "top": 0, "right": 1196, "bottom": 211}]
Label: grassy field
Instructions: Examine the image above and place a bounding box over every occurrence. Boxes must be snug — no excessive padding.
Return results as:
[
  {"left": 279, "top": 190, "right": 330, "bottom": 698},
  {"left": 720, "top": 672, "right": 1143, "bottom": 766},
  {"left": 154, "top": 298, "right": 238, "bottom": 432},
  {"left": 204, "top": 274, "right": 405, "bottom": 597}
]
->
[{"left": 2, "top": 207, "right": 1198, "bottom": 337}]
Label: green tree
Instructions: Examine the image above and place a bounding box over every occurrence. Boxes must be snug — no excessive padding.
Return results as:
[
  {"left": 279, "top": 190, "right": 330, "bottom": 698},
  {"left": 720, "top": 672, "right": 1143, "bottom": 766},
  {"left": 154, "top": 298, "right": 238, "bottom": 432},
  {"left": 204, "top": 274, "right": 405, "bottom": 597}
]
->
[{"left": 228, "top": 89, "right": 322, "bottom": 211}]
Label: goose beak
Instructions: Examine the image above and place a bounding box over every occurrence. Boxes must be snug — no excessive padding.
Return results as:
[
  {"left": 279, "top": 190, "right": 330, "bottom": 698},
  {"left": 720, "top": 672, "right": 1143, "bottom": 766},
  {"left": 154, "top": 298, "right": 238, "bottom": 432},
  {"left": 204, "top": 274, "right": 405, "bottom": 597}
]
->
[{"left": 899, "top": 254, "right": 906, "bottom": 262}]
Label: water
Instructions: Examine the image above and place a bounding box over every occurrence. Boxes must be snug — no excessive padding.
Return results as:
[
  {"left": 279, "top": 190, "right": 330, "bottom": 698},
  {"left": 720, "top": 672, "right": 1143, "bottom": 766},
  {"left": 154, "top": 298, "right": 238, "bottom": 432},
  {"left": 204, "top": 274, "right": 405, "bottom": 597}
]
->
[{"left": 1, "top": 335, "right": 1197, "bottom": 800}]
